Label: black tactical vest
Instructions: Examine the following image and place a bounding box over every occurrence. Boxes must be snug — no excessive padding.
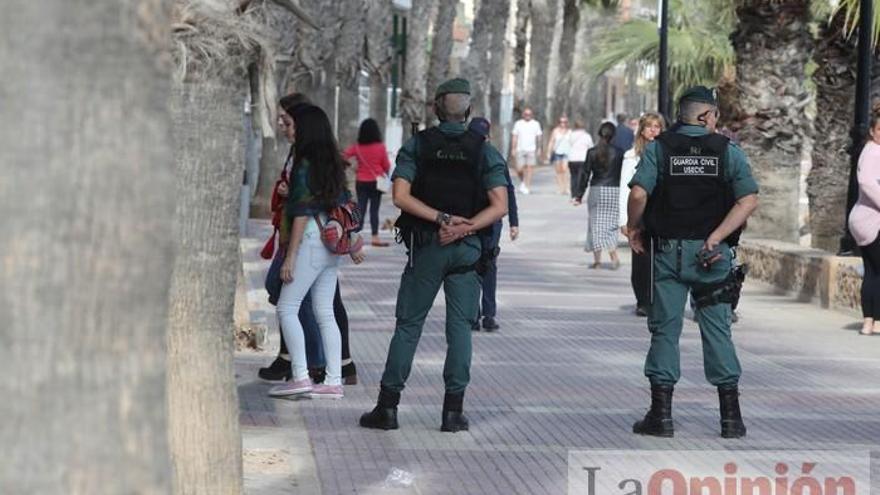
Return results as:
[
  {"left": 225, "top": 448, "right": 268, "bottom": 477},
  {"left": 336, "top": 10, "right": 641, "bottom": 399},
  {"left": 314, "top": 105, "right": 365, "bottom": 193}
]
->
[
  {"left": 395, "top": 127, "right": 488, "bottom": 232},
  {"left": 644, "top": 131, "right": 740, "bottom": 245}
]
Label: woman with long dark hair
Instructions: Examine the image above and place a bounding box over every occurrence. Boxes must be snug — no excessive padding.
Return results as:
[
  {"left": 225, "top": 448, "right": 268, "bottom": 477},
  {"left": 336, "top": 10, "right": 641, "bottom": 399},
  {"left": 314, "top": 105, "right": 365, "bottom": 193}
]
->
[
  {"left": 268, "top": 105, "right": 364, "bottom": 399},
  {"left": 343, "top": 118, "right": 392, "bottom": 246},
  {"left": 573, "top": 121, "right": 624, "bottom": 269},
  {"left": 849, "top": 104, "right": 880, "bottom": 335}
]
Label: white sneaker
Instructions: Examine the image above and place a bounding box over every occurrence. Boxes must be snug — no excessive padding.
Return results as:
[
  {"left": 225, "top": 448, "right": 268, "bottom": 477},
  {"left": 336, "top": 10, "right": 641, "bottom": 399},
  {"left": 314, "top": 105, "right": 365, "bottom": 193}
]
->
[{"left": 519, "top": 183, "right": 530, "bottom": 195}]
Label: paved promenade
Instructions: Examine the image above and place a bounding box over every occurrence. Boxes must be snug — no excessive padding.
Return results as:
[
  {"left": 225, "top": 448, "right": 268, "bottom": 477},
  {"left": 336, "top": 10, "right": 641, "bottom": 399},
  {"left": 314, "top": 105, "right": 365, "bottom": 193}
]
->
[{"left": 238, "top": 169, "right": 880, "bottom": 494}]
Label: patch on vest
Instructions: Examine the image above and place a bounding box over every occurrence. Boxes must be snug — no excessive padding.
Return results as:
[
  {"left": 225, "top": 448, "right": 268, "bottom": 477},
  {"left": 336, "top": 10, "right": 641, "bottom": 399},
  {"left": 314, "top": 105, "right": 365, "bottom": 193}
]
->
[{"left": 669, "top": 155, "right": 719, "bottom": 176}]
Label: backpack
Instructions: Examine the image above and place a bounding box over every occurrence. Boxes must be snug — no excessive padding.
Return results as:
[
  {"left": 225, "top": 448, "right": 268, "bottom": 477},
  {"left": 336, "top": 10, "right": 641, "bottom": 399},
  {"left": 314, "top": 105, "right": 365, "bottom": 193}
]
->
[{"left": 315, "top": 199, "right": 364, "bottom": 255}]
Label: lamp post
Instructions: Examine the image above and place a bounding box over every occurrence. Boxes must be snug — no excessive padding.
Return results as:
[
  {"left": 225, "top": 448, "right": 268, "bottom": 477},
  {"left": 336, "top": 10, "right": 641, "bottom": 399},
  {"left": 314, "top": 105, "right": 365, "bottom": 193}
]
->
[
  {"left": 657, "top": 0, "right": 670, "bottom": 119},
  {"left": 840, "top": 0, "right": 874, "bottom": 256}
]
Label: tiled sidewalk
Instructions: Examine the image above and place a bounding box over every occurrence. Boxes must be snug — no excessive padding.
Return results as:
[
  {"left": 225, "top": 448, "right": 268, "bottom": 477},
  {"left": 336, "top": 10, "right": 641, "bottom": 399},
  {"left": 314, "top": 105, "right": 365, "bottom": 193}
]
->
[{"left": 239, "top": 170, "right": 880, "bottom": 494}]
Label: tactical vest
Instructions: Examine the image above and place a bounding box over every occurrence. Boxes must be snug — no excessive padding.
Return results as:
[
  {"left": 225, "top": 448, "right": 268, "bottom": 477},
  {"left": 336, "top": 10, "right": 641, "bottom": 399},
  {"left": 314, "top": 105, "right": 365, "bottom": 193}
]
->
[
  {"left": 644, "top": 131, "right": 740, "bottom": 245},
  {"left": 395, "top": 127, "right": 488, "bottom": 233}
]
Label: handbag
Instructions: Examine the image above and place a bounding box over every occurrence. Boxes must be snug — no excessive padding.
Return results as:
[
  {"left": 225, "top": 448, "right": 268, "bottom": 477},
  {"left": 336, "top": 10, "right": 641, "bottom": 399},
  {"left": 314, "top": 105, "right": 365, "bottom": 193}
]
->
[
  {"left": 265, "top": 247, "right": 286, "bottom": 306},
  {"left": 376, "top": 173, "right": 392, "bottom": 194}
]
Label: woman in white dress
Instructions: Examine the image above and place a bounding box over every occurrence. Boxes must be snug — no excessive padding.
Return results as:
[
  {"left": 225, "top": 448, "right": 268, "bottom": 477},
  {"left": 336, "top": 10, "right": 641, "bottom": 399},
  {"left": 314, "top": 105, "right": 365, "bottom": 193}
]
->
[{"left": 620, "top": 112, "right": 665, "bottom": 315}]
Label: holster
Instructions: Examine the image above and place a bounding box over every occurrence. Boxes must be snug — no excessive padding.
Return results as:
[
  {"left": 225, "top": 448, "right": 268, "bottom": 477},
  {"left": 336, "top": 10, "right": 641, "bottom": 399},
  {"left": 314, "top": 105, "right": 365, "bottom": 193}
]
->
[{"left": 692, "top": 264, "right": 748, "bottom": 309}]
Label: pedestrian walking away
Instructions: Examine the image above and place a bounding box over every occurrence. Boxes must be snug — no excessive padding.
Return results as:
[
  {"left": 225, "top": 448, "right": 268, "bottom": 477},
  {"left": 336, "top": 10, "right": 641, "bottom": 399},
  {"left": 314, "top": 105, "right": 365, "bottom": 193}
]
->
[
  {"left": 268, "top": 104, "right": 365, "bottom": 400},
  {"left": 612, "top": 112, "right": 635, "bottom": 153},
  {"left": 567, "top": 119, "right": 594, "bottom": 201},
  {"left": 468, "top": 117, "right": 520, "bottom": 333},
  {"left": 547, "top": 116, "right": 573, "bottom": 196},
  {"left": 510, "top": 108, "right": 542, "bottom": 195},
  {"left": 359, "top": 78, "right": 508, "bottom": 433},
  {"left": 626, "top": 86, "right": 759, "bottom": 439},
  {"left": 343, "top": 118, "right": 392, "bottom": 247},
  {"left": 848, "top": 103, "right": 880, "bottom": 336},
  {"left": 620, "top": 112, "right": 666, "bottom": 316},
  {"left": 573, "top": 122, "right": 623, "bottom": 270}
]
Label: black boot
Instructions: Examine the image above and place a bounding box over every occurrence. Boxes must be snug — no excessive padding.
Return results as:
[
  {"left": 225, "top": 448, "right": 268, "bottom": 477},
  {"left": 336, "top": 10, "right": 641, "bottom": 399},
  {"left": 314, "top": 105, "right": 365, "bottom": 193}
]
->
[
  {"left": 308, "top": 367, "right": 326, "bottom": 384},
  {"left": 258, "top": 356, "right": 292, "bottom": 381},
  {"left": 718, "top": 386, "right": 747, "bottom": 438},
  {"left": 632, "top": 384, "right": 674, "bottom": 437},
  {"left": 359, "top": 387, "right": 400, "bottom": 430},
  {"left": 342, "top": 362, "right": 358, "bottom": 385},
  {"left": 441, "top": 391, "right": 469, "bottom": 432}
]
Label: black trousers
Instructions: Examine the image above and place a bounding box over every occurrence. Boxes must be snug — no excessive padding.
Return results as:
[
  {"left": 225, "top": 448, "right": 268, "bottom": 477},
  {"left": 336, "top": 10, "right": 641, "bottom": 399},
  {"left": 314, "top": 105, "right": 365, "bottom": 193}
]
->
[
  {"left": 279, "top": 282, "right": 351, "bottom": 361},
  {"left": 568, "top": 161, "right": 584, "bottom": 199},
  {"left": 631, "top": 248, "right": 651, "bottom": 308},
  {"left": 861, "top": 236, "right": 880, "bottom": 319},
  {"left": 356, "top": 180, "right": 382, "bottom": 236}
]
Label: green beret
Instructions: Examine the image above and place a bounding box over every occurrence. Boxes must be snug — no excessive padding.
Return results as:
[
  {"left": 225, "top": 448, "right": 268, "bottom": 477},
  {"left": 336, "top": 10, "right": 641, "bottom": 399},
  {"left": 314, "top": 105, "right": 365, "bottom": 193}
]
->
[
  {"left": 679, "top": 85, "right": 718, "bottom": 105},
  {"left": 435, "top": 78, "right": 471, "bottom": 99}
]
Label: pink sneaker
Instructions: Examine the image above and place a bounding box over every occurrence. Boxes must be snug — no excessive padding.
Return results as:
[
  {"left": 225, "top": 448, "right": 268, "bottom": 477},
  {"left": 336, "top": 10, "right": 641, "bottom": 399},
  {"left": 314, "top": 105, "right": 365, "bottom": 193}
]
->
[
  {"left": 268, "top": 378, "right": 313, "bottom": 397},
  {"left": 310, "top": 384, "right": 344, "bottom": 399}
]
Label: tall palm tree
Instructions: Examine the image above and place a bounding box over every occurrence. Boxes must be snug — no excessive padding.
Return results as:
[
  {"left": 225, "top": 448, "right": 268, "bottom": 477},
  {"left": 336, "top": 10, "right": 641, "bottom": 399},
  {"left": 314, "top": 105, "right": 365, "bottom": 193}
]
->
[
  {"left": 729, "top": 0, "right": 812, "bottom": 243},
  {"left": 808, "top": 0, "right": 880, "bottom": 251}
]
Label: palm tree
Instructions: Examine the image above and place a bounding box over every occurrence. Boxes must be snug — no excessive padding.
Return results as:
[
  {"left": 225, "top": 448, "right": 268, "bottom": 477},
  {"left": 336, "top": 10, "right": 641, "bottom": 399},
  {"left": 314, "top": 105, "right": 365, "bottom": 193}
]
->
[
  {"left": 426, "top": 0, "right": 458, "bottom": 115},
  {"left": 0, "top": 1, "right": 175, "bottom": 491},
  {"left": 585, "top": 0, "right": 736, "bottom": 104},
  {"left": 729, "top": 0, "right": 812, "bottom": 243},
  {"left": 400, "top": 0, "right": 437, "bottom": 132},
  {"left": 808, "top": 0, "right": 880, "bottom": 251}
]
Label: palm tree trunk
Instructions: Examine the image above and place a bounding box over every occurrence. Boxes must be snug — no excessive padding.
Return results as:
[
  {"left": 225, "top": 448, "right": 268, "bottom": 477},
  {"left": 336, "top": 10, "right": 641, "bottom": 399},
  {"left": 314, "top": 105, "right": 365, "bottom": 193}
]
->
[
  {"left": 545, "top": 0, "right": 566, "bottom": 124},
  {"left": 334, "top": 0, "right": 367, "bottom": 149},
  {"left": 527, "top": 0, "right": 554, "bottom": 122},
  {"left": 401, "top": 0, "right": 438, "bottom": 132},
  {"left": 366, "top": 0, "right": 393, "bottom": 131},
  {"left": 426, "top": 0, "right": 458, "bottom": 117},
  {"left": 0, "top": 0, "right": 175, "bottom": 492},
  {"left": 513, "top": 0, "right": 532, "bottom": 112},
  {"left": 464, "top": 0, "right": 495, "bottom": 117},
  {"left": 808, "top": 15, "right": 880, "bottom": 251},
  {"left": 488, "top": 0, "right": 512, "bottom": 144},
  {"left": 168, "top": 80, "right": 244, "bottom": 495},
  {"left": 730, "top": 0, "right": 811, "bottom": 243},
  {"left": 552, "top": 0, "right": 580, "bottom": 120}
]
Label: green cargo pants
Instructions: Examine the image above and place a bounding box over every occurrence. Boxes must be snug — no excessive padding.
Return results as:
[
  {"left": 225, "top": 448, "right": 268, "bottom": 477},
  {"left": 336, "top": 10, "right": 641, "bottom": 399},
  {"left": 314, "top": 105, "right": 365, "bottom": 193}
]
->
[
  {"left": 380, "top": 233, "right": 482, "bottom": 394},
  {"left": 645, "top": 238, "right": 742, "bottom": 387}
]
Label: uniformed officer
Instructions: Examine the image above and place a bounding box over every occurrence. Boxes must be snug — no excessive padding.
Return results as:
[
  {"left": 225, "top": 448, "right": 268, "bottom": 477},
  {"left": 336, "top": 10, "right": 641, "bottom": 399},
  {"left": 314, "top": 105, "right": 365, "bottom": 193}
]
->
[
  {"left": 625, "top": 86, "right": 759, "bottom": 438},
  {"left": 359, "top": 78, "right": 509, "bottom": 432}
]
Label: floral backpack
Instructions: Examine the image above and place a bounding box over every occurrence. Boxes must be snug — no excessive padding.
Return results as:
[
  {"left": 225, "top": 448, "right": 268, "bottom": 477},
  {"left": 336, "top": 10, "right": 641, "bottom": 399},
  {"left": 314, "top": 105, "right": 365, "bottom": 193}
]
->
[{"left": 315, "top": 199, "right": 364, "bottom": 255}]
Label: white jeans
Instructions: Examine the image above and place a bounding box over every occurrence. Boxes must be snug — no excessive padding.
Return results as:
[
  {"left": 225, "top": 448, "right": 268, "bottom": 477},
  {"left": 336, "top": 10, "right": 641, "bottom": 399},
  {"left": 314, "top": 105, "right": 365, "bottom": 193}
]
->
[{"left": 277, "top": 230, "right": 342, "bottom": 385}]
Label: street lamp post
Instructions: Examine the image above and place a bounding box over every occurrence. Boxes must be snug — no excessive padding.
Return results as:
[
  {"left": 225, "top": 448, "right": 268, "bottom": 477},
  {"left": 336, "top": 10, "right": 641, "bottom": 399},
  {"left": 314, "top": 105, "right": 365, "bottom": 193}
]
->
[
  {"left": 840, "top": 0, "right": 874, "bottom": 256},
  {"left": 657, "top": 0, "right": 670, "bottom": 119}
]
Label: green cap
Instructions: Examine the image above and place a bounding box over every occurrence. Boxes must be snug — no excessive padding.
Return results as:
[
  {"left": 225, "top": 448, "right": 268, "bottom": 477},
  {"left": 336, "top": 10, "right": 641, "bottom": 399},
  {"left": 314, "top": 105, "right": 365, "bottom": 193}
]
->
[
  {"left": 435, "top": 78, "right": 471, "bottom": 99},
  {"left": 679, "top": 85, "right": 718, "bottom": 105}
]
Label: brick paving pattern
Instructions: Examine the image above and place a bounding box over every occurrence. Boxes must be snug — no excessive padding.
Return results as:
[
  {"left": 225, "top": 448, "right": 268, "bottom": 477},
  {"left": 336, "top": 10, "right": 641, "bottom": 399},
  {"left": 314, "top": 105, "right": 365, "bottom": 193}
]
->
[{"left": 239, "top": 170, "right": 880, "bottom": 494}]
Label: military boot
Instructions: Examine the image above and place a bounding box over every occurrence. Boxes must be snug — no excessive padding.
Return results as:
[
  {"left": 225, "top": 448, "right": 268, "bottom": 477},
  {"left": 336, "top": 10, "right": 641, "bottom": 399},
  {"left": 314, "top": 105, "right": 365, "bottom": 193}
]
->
[
  {"left": 359, "top": 387, "right": 400, "bottom": 430},
  {"left": 718, "top": 386, "right": 747, "bottom": 438},
  {"left": 632, "top": 384, "right": 674, "bottom": 437},
  {"left": 440, "top": 391, "right": 469, "bottom": 432}
]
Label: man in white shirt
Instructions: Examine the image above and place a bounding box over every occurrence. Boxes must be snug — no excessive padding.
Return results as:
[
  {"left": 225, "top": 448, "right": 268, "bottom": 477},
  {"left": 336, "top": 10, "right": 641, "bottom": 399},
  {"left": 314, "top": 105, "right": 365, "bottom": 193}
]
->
[{"left": 510, "top": 108, "right": 543, "bottom": 194}]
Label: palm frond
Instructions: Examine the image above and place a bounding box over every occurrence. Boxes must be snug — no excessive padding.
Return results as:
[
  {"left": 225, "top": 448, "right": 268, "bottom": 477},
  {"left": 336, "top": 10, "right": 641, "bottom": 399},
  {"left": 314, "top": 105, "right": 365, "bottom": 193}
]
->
[
  {"left": 834, "top": 0, "right": 880, "bottom": 47},
  {"left": 584, "top": 0, "right": 734, "bottom": 100}
]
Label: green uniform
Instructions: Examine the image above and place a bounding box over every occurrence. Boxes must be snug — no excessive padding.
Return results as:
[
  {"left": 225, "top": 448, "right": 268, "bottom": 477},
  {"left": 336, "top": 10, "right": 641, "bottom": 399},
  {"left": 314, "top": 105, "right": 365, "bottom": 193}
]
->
[
  {"left": 380, "top": 121, "right": 508, "bottom": 394},
  {"left": 630, "top": 124, "right": 759, "bottom": 387}
]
